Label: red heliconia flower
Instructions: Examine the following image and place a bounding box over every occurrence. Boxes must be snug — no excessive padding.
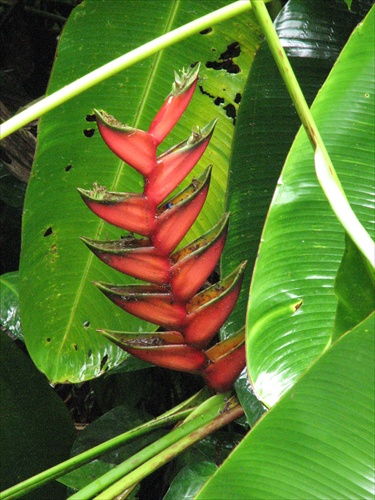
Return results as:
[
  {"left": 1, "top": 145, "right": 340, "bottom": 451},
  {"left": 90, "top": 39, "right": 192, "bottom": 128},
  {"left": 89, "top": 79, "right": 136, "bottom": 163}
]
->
[{"left": 79, "top": 64, "right": 246, "bottom": 392}]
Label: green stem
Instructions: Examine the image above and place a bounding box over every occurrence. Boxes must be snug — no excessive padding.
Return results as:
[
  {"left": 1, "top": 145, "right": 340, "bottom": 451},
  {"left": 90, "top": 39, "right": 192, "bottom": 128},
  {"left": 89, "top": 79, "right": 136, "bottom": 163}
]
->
[
  {"left": 67, "top": 394, "right": 241, "bottom": 500},
  {"left": 95, "top": 399, "right": 244, "bottom": 500},
  {"left": 0, "top": 389, "right": 209, "bottom": 500},
  {"left": 251, "top": 1, "right": 375, "bottom": 267},
  {"left": 0, "top": 0, "right": 252, "bottom": 141}
]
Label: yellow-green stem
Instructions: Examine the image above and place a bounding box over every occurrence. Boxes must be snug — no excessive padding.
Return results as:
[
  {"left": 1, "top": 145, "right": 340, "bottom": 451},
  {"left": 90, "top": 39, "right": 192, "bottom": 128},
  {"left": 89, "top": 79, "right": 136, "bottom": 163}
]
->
[
  {"left": 94, "top": 399, "right": 244, "bottom": 500},
  {"left": 0, "top": 1, "right": 253, "bottom": 141},
  {"left": 0, "top": 389, "right": 209, "bottom": 500},
  {"left": 67, "top": 394, "right": 236, "bottom": 500}
]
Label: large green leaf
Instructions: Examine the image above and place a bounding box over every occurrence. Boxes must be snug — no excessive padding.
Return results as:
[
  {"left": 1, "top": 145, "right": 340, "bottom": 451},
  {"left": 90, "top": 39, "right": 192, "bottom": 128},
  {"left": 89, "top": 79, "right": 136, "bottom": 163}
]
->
[
  {"left": 245, "top": 5, "right": 374, "bottom": 407},
  {"left": 19, "top": 0, "right": 261, "bottom": 383},
  {"left": 221, "top": 0, "right": 365, "bottom": 417},
  {"left": 197, "top": 312, "right": 375, "bottom": 499}
]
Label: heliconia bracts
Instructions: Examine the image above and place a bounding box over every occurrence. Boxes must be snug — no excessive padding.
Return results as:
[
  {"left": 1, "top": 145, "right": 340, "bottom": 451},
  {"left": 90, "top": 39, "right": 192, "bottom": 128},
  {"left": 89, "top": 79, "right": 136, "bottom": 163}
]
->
[{"left": 79, "top": 63, "right": 246, "bottom": 393}]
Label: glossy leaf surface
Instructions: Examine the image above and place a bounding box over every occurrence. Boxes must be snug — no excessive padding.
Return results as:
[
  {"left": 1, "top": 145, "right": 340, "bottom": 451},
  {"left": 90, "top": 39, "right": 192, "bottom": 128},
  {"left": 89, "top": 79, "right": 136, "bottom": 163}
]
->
[
  {"left": 222, "top": 0, "right": 360, "bottom": 336},
  {"left": 19, "top": 0, "right": 261, "bottom": 383},
  {"left": 0, "top": 271, "right": 23, "bottom": 341},
  {"left": 197, "top": 313, "right": 375, "bottom": 499},
  {"left": 246, "top": 5, "right": 375, "bottom": 407},
  {"left": 220, "top": 0, "right": 367, "bottom": 416}
]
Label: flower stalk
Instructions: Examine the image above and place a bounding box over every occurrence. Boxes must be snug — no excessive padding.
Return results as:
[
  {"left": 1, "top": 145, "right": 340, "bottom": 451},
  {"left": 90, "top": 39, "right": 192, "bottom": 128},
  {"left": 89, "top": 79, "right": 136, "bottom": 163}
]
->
[
  {"left": 67, "top": 393, "right": 243, "bottom": 500},
  {"left": 0, "top": 389, "right": 209, "bottom": 500}
]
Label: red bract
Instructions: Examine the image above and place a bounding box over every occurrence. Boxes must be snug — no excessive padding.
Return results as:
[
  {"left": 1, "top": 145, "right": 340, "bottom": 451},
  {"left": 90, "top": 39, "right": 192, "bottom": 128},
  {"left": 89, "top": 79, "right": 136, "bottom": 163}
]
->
[{"left": 80, "top": 64, "right": 246, "bottom": 393}]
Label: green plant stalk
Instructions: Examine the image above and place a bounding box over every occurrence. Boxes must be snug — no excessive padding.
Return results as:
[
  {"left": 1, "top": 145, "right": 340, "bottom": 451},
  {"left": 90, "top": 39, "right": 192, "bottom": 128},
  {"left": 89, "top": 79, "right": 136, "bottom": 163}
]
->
[
  {"left": 67, "top": 394, "right": 239, "bottom": 500},
  {"left": 95, "top": 399, "right": 244, "bottom": 500},
  {"left": 0, "top": 410, "right": 191, "bottom": 500},
  {"left": 0, "top": 0, "right": 253, "bottom": 141},
  {"left": 0, "top": 389, "right": 210, "bottom": 500},
  {"left": 251, "top": 1, "right": 375, "bottom": 268}
]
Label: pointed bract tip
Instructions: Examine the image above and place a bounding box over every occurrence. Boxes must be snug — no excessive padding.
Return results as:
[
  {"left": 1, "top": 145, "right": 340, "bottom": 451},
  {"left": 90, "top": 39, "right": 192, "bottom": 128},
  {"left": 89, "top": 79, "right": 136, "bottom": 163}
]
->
[
  {"left": 77, "top": 183, "right": 110, "bottom": 202},
  {"left": 172, "top": 63, "right": 201, "bottom": 96},
  {"left": 94, "top": 109, "right": 127, "bottom": 131},
  {"left": 79, "top": 235, "right": 93, "bottom": 248},
  {"left": 77, "top": 187, "right": 89, "bottom": 197},
  {"left": 186, "top": 118, "right": 217, "bottom": 146}
]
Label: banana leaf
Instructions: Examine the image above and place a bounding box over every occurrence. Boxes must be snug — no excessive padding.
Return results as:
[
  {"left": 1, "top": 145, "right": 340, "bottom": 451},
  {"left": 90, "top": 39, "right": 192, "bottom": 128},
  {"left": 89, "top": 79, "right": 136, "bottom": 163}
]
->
[
  {"left": 197, "top": 312, "right": 375, "bottom": 499},
  {"left": 245, "top": 4, "right": 374, "bottom": 407},
  {"left": 222, "top": 0, "right": 370, "bottom": 419}
]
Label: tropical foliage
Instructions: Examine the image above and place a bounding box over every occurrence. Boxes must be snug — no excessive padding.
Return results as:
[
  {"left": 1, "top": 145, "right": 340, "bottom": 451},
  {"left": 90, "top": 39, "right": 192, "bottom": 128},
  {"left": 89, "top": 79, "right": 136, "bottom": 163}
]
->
[{"left": 0, "top": 0, "right": 374, "bottom": 498}]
